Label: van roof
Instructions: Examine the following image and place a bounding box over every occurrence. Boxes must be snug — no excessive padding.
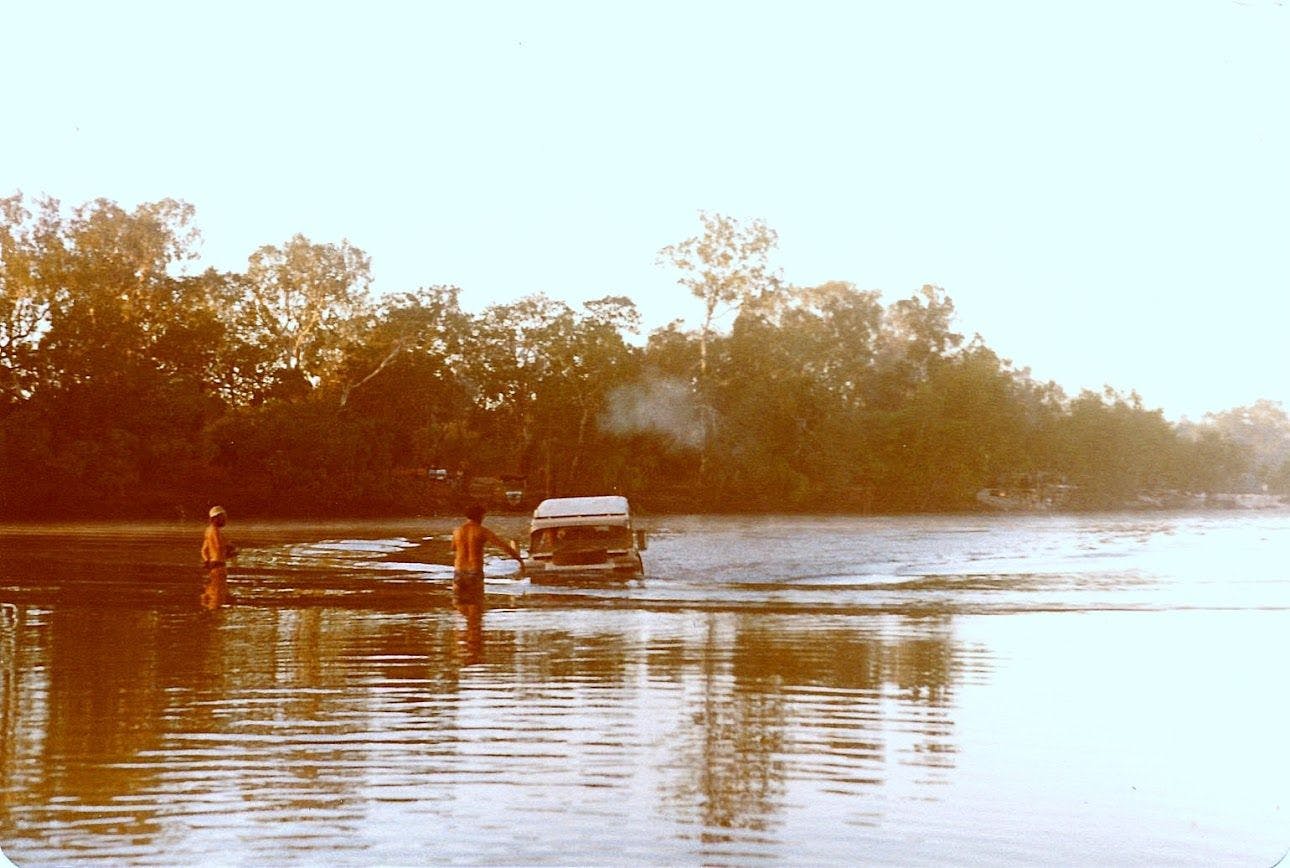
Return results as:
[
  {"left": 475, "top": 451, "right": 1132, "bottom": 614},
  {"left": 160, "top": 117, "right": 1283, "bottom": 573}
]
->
[{"left": 533, "top": 495, "right": 630, "bottom": 519}]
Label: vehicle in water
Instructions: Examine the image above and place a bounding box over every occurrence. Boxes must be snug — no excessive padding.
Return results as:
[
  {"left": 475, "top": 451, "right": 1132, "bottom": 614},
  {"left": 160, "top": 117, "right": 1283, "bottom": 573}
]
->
[{"left": 522, "top": 495, "right": 646, "bottom": 579}]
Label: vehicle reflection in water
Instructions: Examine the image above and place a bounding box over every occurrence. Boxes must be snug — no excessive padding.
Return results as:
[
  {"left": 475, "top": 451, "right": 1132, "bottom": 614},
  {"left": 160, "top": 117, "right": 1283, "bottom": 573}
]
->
[{"left": 1, "top": 512, "right": 1288, "bottom": 864}]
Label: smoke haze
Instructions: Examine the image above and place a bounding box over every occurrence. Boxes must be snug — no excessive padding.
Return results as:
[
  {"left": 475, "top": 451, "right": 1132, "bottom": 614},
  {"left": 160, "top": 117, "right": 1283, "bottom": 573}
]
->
[{"left": 600, "top": 377, "right": 704, "bottom": 449}]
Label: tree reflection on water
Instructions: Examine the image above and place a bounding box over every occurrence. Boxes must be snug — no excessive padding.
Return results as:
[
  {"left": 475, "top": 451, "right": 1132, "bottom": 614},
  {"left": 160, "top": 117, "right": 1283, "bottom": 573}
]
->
[
  {"left": 655, "top": 613, "right": 959, "bottom": 840},
  {"left": 0, "top": 595, "right": 967, "bottom": 862}
]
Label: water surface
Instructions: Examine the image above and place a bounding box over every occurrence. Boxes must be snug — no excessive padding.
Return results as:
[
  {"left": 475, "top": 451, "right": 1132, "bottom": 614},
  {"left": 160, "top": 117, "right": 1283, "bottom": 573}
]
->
[{"left": 2, "top": 512, "right": 1288, "bottom": 864}]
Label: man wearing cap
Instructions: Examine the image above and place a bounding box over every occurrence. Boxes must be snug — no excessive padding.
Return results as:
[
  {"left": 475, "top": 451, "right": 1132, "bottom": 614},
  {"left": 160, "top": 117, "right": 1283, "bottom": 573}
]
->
[{"left": 200, "top": 505, "right": 238, "bottom": 609}]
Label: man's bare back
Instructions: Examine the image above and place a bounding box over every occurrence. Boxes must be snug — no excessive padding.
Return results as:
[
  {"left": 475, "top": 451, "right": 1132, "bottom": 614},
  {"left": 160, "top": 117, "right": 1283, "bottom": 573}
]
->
[{"left": 451, "top": 506, "right": 522, "bottom": 575}]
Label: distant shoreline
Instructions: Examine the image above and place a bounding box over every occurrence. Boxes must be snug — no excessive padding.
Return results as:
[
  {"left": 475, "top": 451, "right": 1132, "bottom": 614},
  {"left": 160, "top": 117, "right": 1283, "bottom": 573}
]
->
[{"left": 3, "top": 496, "right": 1285, "bottom": 525}]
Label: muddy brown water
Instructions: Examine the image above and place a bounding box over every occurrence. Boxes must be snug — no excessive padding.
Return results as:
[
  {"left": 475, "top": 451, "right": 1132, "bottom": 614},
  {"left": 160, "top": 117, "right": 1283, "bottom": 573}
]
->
[{"left": 2, "top": 512, "right": 1288, "bottom": 864}]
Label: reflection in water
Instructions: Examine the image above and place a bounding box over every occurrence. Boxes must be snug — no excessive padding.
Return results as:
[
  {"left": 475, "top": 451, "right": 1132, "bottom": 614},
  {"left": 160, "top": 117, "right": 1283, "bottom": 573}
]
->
[
  {"left": 199, "top": 565, "right": 230, "bottom": 610},
  {"left": 656, "top": 613, "right": 960, "bottom": 850},
  {"left": 452, "top": 573, "right": 486, "bottom": 665},
  {"left": 2, "top": 513, "right": 1289, "bottom": 864},
  {"left": 0, "top": 601, "right": 965, "bottom": 863},
  {"left": 674, "top": 615, "right": 789, "bottom": 841}
]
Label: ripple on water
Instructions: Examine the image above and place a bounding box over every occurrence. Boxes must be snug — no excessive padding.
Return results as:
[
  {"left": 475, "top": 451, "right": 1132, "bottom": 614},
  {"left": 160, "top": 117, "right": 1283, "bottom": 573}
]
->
[{"left": 3, "top": 514, "right": 1289, "bottom": 864}]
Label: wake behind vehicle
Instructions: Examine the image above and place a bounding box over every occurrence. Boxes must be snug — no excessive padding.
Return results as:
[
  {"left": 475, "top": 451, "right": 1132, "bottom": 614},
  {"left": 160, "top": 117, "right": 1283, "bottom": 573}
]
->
[{"left": 522, "top": 495, "right": 646, "bottom": 579}]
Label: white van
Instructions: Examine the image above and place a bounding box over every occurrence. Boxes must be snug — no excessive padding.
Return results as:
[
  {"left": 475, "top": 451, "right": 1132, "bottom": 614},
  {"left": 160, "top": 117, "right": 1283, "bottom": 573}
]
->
[{"left": 523, "top": 495, "right": 646, "bottom": 578}]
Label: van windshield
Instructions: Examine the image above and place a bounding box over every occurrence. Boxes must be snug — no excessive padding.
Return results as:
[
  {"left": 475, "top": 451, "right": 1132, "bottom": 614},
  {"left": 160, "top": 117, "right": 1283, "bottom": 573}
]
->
[{"left": 530, "top": 524, "right": 631, "bottom": 554}]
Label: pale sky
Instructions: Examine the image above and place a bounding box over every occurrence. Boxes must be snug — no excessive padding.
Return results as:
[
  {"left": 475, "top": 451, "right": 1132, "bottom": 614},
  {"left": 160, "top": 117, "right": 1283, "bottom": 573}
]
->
[{"left": 4, "top": 0, "right": 1287, "bottom": 421}]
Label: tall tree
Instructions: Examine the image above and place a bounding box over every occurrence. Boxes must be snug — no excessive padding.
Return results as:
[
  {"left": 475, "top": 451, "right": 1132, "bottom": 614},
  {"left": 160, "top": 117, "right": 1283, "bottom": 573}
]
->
[
  {"left": 335, "top": 285, "right": 467, "bottom": 409},
  {"left": 0, "top": 195, "right": 221, "bottom": 515},
  {"left": 657, "top": 211, "right": 780, "bottom": 378},
  {"left": 657, "top": 212, "right": 780, "bottom": 481},
  {"left": 331, "top": 286, "right": 474, "bottom": 476},
  {"left": 867, "top": 284, "right": 963, "bottom": 411},
  {"left": 238, "top": 234, "right": 372, "bottom": 390},
  {"left": 764, "top": 281, "right": 884, "bottom": 411},
  {"left": 874, "top": 343, "right": 1035, "bottom": 509},
  {"left": 466, "top": 293, "right": 640, "bottom": 495},
  {"left": 34, "top": 196, "right": 202, "bottom": 391},
  {"left": 1200, "top": 400, "right": 1290, "bottom": 485},
  {"left": 1053, "top": 388, "right": 1178, "bottom": 507},
  {"left": 0, "top": 194, "right": 54, "bottom": 411},
  {"left": 554, "top": 295, "right": 641, "bottom": 486}
]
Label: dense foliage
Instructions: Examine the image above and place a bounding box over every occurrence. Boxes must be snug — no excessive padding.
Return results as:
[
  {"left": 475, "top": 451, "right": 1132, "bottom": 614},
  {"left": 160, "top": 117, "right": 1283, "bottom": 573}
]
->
[{"left": 0, "top": 195, "right": 1280, "bottom": 518}]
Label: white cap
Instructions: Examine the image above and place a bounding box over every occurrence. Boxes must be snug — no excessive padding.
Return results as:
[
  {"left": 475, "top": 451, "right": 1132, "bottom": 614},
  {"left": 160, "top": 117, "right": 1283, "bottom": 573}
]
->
[{"left": 209, "top": 505, "right": 227, "bottom": 518}]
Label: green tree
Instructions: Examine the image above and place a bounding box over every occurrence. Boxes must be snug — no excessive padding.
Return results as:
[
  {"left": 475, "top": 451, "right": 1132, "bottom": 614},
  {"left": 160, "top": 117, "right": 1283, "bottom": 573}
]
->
[
  {"left": 701, "top": 283, "right": 886, "bottom": 508},
  {"left": 657, "top": 211, "right": 780, "bottom": 378},
  {"left": 1052, "top": 389, "right": 1177, "bottom": 507},
  {"left": 467, "top": 293, "right": 641, "bottom": 496},
  {"left": 335, "top": 285, "right": 467, "bottom": 408},
  {"left": 0, "top": 195, "right": 222, "bottom": 516},
  {"left": 1174, "top": 426, "right": 1250, "bottom": 495},
  {"left": 871, "top": 343, "right": 1035, "bottom": 510},
  {"left": 707, "top": 307, "right": 830, "bottom": 507},
  {"left": 0, "top": 194, "right": 53, "bottom": 412},
  {"left": 237, "top": 234, "right": 372, "bottom": 390},
  {"left": 1200, "top": 400, "right": 1290, "bottom": 487},
  {"left": 866, "top": 284, "right": 963, "bottom": 412},
  {"left": 333, "top": 286, "right": 474, "bottom": 479},
  {"left": 206, "top": 400, "right": 398, "bottom": 516},
  {"left": 774, "top": 281, "right": 883, "bottom": 412},
  {"left": 33, "top": 196, "right": 202, "bottom": 390}
]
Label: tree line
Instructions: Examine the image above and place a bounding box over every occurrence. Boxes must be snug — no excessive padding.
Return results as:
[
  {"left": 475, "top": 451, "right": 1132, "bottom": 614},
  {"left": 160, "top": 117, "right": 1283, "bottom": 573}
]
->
[{"left": 0, "top": 195, "right": 1284, "bottom": 519}]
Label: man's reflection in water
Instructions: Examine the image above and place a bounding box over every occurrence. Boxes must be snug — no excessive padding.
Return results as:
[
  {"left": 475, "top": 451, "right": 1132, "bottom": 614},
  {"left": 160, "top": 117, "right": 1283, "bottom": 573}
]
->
[{"left": 452, "top": 572, "right": 486, "bottom": 664}]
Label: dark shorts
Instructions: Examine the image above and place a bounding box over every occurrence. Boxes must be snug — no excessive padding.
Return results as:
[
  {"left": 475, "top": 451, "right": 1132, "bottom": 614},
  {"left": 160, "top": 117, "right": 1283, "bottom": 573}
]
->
[{"left": 453, "top": 570, "right": 485, "bottom": 605}]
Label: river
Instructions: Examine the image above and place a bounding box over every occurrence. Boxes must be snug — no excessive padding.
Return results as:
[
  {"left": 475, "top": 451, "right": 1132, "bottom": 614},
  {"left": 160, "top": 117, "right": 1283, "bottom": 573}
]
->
[{"left": 1, "top": 511, "right": 1288, "bottom": 864}]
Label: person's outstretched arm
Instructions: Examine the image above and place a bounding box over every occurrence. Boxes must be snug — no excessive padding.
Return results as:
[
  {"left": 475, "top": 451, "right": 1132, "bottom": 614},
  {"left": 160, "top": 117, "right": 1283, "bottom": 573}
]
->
[{"left": 487, "top": 529, "right": 524, "bottom": 564}]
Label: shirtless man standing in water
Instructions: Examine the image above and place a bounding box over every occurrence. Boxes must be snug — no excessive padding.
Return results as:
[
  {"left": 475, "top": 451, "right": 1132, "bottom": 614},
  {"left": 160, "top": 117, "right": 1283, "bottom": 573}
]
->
[
  {"left": 200, "top": 505, "right": 238, "bottom": 609},
  {"left": 451, "top": 505, "right": 522, "bottom": 662},
  {"left": 451, "top": 504, "right": 523, "bottom": 579}
]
